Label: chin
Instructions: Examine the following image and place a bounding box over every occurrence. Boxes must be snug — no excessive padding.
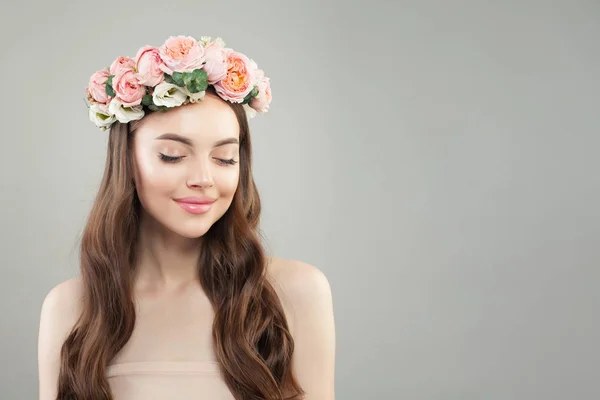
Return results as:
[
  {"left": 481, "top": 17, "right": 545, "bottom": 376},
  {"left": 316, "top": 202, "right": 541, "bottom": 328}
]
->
[
  {"left": 176, "top": 230, "right": 209, "bottom": 239},
  {"left": 168, "top": 222, "right": 214, "bottom": 239}
]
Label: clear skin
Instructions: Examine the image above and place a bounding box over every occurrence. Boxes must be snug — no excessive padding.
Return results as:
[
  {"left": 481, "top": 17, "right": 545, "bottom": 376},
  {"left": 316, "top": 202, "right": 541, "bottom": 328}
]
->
[{"left": 131, "top": 93, "right": 241, "bottom": 293}]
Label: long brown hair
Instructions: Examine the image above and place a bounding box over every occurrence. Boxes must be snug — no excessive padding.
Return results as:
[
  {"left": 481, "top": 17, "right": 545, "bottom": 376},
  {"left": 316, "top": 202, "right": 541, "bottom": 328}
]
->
[{"left": 56, "top": 96, "right": 305, "bottom": 399}]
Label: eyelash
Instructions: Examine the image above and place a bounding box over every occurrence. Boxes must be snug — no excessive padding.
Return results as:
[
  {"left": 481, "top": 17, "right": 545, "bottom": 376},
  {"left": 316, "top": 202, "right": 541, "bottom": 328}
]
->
[{"left": 158, "top": 153, "right": 238, "bottom": 165}]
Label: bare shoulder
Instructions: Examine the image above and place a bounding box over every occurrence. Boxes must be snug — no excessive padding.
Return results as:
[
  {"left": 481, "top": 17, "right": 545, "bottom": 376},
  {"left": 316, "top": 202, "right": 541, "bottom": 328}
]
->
[
  {"left": 39, "top": 276, "right": 84, "bottom": 328},
  {"left": 266, "top": 257, "right": 336, "bottom": 398},
  {"left": 265, "top": 257, "right": 333, "bottom": 331},
  {"left": 266, "top": 257, "right": 332, "bottom": 304},
  {"left": 267, "top": 256, "right": 331, "bottom": 294},
  {"left": 38, "top": 276, "right": 84, "bottom": 400}
]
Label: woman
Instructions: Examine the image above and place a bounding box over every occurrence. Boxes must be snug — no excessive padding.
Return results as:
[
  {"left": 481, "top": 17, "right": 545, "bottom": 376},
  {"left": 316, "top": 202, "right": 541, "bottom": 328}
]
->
[{"left": 37, "top": 35, "right": 335, "bottom": 400}]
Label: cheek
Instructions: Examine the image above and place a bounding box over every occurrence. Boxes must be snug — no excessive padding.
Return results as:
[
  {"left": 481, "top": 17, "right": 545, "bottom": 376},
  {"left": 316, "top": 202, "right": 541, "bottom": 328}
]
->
[
  {"left": 216, "top": 167, "right": 240, "bottom": 198},
  {"left": 135, "top": 153, "right": 179, "bottom": 199}
]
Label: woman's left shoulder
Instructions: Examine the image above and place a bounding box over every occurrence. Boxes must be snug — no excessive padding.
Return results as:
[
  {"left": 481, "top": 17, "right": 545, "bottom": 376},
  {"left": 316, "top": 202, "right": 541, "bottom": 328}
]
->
[
  {"left": 266, "top": 256, "right": 332, "bottom": 301},
  {"left": 266, "top": 257, "right": 336, "bottom": 397},
  {"left": 265, "top": 257, "right": 333, "bottom": 331}
]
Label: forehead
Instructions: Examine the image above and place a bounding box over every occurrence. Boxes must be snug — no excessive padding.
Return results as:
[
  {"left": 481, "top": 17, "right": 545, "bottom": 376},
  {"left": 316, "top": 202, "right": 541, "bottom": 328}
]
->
[{"left": 134, "top": 94, "right": 240, "bottom": 144}]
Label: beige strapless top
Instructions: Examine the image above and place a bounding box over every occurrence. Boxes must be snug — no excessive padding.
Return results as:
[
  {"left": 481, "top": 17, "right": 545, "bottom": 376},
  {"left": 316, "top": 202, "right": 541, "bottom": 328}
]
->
[{"left": 106, "top": 361, "right": 235, "bottom": 400}]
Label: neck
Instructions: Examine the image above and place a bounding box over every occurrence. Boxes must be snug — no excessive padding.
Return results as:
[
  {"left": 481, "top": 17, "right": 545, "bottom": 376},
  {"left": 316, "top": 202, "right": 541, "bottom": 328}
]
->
[{"left": 133, "top": 209, "right": 203, "bottom": 294}]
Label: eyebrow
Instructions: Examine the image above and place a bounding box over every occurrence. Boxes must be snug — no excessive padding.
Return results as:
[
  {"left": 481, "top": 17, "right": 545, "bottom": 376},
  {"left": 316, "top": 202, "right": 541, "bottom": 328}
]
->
[{"left": 155, "top": 133, "right": 239, "bottom": 148}]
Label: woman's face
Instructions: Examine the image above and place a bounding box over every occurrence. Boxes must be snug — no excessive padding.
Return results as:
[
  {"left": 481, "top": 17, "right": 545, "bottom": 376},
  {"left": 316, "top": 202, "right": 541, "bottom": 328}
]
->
[{"left": 131, "top": 93, "right": 241, "bottom": 239}]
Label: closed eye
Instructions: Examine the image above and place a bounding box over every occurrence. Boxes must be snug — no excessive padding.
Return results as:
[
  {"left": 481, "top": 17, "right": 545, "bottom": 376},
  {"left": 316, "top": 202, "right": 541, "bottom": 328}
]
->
[
  {"left": 218, "top": 158, "right": 238, "bottom": 166},
  {"left": 158, "top": 153, "right": 238, "bottom": 166},
  {"left": 159, "top": 153, "right": 182, "bottom": 163}
]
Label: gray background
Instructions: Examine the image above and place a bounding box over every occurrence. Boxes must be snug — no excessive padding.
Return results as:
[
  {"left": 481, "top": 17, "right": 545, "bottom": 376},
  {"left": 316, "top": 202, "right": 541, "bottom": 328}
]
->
[{"left": 1, "top": 0, "right": 598, "bottom": 399}]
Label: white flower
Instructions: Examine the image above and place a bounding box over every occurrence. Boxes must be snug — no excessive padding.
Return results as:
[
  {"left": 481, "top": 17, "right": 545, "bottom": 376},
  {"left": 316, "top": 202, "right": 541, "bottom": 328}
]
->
[
  {"left": 89, "top": 103, "right": 116, "bottom": 129},
  {"left": 243, "top": 103, "right": 257, "bottom": 120},
  {"left": 153, "top": 82, "right": 188, "bottom": 107},
  {"left": 181, "top": 87, "right": 206, "bottom": 103},
  {"left": 108, "top": 99, "right": 145, "bottom": 123},
  {"left": 213, "top": 37, "right": 226, "bottom": 47},
  {"left": 199, "top": 36, "right": 211, "bottom": 46}
]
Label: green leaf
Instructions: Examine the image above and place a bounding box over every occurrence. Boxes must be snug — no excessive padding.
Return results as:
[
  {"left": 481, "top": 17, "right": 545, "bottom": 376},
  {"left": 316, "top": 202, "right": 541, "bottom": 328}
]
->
[
  {"left": 195, "top": 70, "right": 209, "bottom": 91},
  {"left": 195, "top": 81, "right": 208, "bottom": 93},
  {"left": 142, "top": 94, "right": 154, "bottom": 106},
  {"left": 191, "top": 68, "right": 208, "bottom": 81},
  {"left": 105, "top": 75, "right": 116, "bottom": 97},
  {"left": 187, "top": 83, "right": 198, "bottom": 94},
  {"left": 181, "top": 69, "right": 207, "bottom": 92},
  {"left": 183, "top": 72, "right": 194, "bottom": 87},
  {"left": 171, "top": 72, "right": 185, "bottom": 86},
  {"left": 148, "top": 104, "right": 169, "bottom": 112},
  {"left": 164, "top": 73, "right": 176, "bottom": 85},
  {"left": 241, "top": 86, "right": 259, "bottom": 105}
]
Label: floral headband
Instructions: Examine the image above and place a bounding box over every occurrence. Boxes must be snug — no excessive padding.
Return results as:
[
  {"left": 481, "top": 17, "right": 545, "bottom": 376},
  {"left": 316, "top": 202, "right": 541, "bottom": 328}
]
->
[{"left": 85, "top": 35, "right": 272, "bottom": 131}]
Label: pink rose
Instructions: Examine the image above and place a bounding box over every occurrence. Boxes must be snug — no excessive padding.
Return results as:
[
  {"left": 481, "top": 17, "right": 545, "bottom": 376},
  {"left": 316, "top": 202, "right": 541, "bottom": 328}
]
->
[
  {"left": 249, "top": 70, "right": 272, "bottom": 113},
  {"left": 203, "top": 40, "right": 227, "bottom": 84},
  {"left": 214, "top": 50, "right": 256, "bottom": 103},
  {"left": 109, "top": 56, "right": 135, "bottom": 76},
  {"left": 159, "top": 35, "right": 205, "bottom": 74},
  {"left": 87, "top": 68, "right": 112, "bottom": 104},
  {"left": 112, "top": 69, "right": 146, "bottom": 107},
  {"left": 134, "top": 45, "right": 165, "bottom": 87}
]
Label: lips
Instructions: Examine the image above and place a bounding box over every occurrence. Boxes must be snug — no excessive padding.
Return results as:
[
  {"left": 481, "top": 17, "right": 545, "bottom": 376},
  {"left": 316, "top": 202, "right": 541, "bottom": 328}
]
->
[
  {"left": 174, "top": 196, "right": 216, "bottom": 205},
  {"left": 175, "top": 198, "right": 214, "bottom": 215},
  {"left": 173, "top": 196, "right": 217, "bottom": 215}
]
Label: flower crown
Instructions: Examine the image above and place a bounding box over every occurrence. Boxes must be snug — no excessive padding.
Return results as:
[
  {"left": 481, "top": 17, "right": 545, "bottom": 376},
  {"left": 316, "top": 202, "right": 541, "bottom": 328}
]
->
[{"left": 85, "top": 35, "right": 272, "bottom": 131}]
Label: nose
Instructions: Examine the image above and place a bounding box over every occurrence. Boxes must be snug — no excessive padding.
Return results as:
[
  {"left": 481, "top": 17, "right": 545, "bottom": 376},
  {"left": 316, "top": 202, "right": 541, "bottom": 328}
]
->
[{"left": 186, "top": 157, "right": 214, "bottom": 189}]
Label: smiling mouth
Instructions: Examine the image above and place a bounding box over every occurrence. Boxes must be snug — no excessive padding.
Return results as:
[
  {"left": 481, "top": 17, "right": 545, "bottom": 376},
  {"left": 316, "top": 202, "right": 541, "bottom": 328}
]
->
[{"left": 175, "top": 200, "right": 214, "bottom": 215}]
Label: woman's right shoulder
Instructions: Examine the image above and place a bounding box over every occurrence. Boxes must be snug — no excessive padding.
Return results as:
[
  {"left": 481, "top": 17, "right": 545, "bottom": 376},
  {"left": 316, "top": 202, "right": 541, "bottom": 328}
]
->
[
  {"left": 39, "top": 277, "right": 84, "bottom": 337},
  {"left": 38, "top": 276, "right": 84, "bottom": 349},
  {"left": 38, "top": 277, "right": 84, "bottom": 399},
  {"left": 40, "top": 277, "right": 84, "bottom": 320}
]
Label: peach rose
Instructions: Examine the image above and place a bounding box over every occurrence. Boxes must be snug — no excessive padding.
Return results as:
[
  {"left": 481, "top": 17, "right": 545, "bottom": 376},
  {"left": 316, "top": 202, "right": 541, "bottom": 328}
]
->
[
  {"left": 203, "top": 41, "right": 227, "bottom": 84},
  {"left": 214, "top": 50, "right": 256, "bottom": 103},
  {"left": 109, "top": 56, "right": 135, "bottom": 76},
  {"left": 87, "top": 69, "right": 111, "bottom": 104},
  {"left": 159, "top": 35, "right": 205, "bottom": 74},
  {"left": 134, "top": 46, "right": 165, "bottom": 87},
  {"left": 112, "top": 69, "right": 146, "bottom": 107},
  {"left": 250, "top": 70, "right": 272, "bottom": 113}
]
